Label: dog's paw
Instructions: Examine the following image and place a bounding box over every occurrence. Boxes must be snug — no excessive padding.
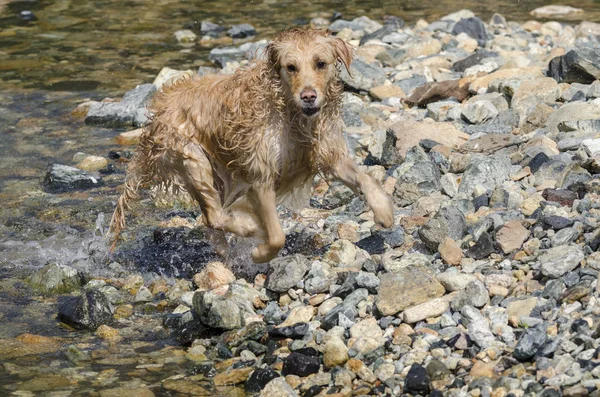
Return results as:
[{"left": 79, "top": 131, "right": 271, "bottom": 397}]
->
[
  {"left": 251, "top": 244, "right": 279, "bottom": 263},
  {"left": 373, "top": 197, "right": 394, "bottom": 229}
]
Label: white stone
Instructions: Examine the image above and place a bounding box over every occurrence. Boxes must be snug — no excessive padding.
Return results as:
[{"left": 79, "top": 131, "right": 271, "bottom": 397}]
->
[{"left": 402, "top": 298, "right": 449, "bottom": 323}]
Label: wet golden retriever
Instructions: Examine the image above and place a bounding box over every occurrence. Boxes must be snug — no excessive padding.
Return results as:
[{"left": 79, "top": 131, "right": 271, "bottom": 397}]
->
[{"left": 110, "top": 28, "right": 393, "bottom": 263}]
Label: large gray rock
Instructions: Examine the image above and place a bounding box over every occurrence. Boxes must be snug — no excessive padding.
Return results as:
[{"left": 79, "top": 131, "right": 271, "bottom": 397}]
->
[
  {"left": 85, "top": 84, "right": 156, "bottom": 127},
  {"left": 419, "top": 206, "right": 467, "bottom": 250},
  {"left": 458, "top": 154, "right": 511, "bottom": 196},
  {"left": 461, "top": 100, "right": 499, "bottom": 124},
  {"left": 304, "top": 260, "right": 338, "bottom": 295},
  {"left": 193, "top": 290, "right": 242, "bottom": 330},
  {"left": 540, "top": 245, "right": 584, "bottom": 278},
  {"left": 376, "top": 265, "right": 445, "bottom": 316},
  {"left": 393, "top": 157, "right": 442, "bottom": 206},
  {"left": 341, "top": 59, "right": 386, "bottom": 92},
  {"left": 266, "top": 255, "right": 309, "bottom": 293},
  {"left": 29, "top": 263, "right": 86, "bottom": 294}
]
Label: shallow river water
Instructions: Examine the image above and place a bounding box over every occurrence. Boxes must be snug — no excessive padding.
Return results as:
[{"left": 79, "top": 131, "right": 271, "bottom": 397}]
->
[{"left": 1, "top": 0, "right": 600, "bottom": 395}]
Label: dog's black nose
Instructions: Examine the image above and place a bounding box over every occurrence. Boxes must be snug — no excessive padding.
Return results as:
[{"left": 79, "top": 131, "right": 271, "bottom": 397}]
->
[{"left": 301, "top": 89, "right": 317, "bottom": 104}]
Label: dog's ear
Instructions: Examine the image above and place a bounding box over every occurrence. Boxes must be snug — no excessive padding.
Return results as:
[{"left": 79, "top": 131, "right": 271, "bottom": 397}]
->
[
  {"left": 329, "top": 36, "right": 354, "bottom": 76},
  {"left": 265, "top": 42, "right": 281, "bottom": 72}
]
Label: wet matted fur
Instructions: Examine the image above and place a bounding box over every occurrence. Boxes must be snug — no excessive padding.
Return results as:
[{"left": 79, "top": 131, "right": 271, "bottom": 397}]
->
[{"left": 110, "top": 28, "right": 393, "bottom": 263}]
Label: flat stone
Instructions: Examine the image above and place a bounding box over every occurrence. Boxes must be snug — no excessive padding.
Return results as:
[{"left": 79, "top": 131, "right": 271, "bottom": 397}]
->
[
  {"left": 437, "top": 272, "right": 477, "bottom": 292},
  {"left": 438, "top": 237, "right": 463, "bottom": 265},
  {"left": 469, "top": 67, "right": 543, "bottom": 94},
  {"left": 540, "top": 245, "right": 585, "bottom": 278},
  {"left": 507, "top": 297, "right": 538, "bottom": 320},
  {"left": 496, "top": 220, "right": 529, "bottom": 254},
  {"left": 43, "top": 164, "right": 102, "bottom": 193},
  {"left": 193, "top": 261, "right": 235, "bottom": 291},
  {"left": 389, "top": 119, "right": 469, "bottom": 159},
  {"left": 376, "top": 265, "right": 445, "bottom": 316},
  {"left": 462, "top": 100, "right": 499, "bottom": 124},
  {"left": 369, "top": 85, "right": 406, "bottom": 100},
  {"left": 403, "top": 298, "right": 449, "bottom": 323},
  {"left": 531, "top": 5, "right": 583, "bottom": 19},
  {"left": 511, "top": 77, "right": 560, "bottom": 119}
]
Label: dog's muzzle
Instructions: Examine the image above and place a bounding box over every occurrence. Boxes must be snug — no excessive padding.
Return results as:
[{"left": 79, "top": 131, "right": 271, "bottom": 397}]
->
[{"left": 300, "top": 88, "right": 319, "bottom": 116}]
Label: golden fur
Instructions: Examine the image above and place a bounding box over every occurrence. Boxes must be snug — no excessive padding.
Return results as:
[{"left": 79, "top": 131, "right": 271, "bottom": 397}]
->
[{"left": 110, "top": 28, "right": 393, "bottom": 263}]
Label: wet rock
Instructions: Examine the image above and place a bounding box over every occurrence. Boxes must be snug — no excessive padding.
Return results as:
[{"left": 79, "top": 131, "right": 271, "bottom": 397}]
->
[
  {"left": 85, "top": 84, "right": 156, "bottom": 127},
  {"left": 530, "top": 5, "right": 583, "bottom": 19},
  {"left": 376, "top": 265, "right": 445, "bottom": 316},
  {"left": 57, "top": 289, "right": 114, "bottom": 331},
  {"left": 29, "top": 263, "right": 86, "bottom": 294},
  {"left": 259, "top": 378, "right": 297, "bottom": 397},
  {"left": 266, "top": 254, "right": 309, "bottom": 293},
  {"left": 43, "top": 164, "right": 103, "bottom": 193},
  {"left": 282, "top": 352, "right": 320, "bottom": 377},
  {"left": 193, "top": 290, "right": 242, "bottom": 330},
  {"left": 174, "top": 29, "right": 197, "bottom": 43},
  {"left": 547, "top": 47, "right": 600, "bottom": 84},
  {"left": 404, "top": 363, "right": 431, "bottom": 395},
  {"left": 193, "top": 261, "right": 236, "bottom": 291},
  {"left": 514, "top": 323, "right": 548, "bottom": 361},
  {"left": 451, "top": 17, "right": 489, "bottom": 46},
  {"left": 227, "top": 24, "right": 256, "bottom": 39},
  {"left": 540, "top": 245, "right": 584, "bottom": 278},
  {"left": 268, "top": 322, "right": 310, "bottom": 339},
  {"left": 341, "top": 59, "right": 386, "bottom": 92},
  {"left": 246, "top": 368, "right": 280, "bottom": 393}
]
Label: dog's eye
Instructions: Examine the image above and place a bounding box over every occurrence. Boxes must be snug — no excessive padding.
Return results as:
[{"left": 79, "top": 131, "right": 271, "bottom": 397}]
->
[
  {"left": 286, "top": 64, "right": 296, "bottom": 73},
  {"left": 316, "top": 61, "right": 326, "bottom": 69}
]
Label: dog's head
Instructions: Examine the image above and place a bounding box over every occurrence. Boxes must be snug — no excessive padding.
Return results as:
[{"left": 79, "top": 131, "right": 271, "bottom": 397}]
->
[{"left": 266, "top": 28, "right": 353, "bottom": 117}]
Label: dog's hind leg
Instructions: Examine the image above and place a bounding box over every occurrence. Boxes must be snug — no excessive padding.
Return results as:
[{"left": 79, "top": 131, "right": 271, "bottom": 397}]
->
[
  {"left": 330, "top": 157, "right": 394, "bottom": 229},
  {"left": 180, "top": 142, "right": 260, "bottom": 238}
]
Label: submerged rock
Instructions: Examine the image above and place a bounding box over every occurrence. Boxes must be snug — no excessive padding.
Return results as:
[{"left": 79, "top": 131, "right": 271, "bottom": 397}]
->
[
  {"left": 85, "top": 84, "right": 156, "bottom": 127},
  {"left": 43, "top": 164, "right": 103, "bottom": 193},
  {"left": 29, "top": 263, "right": 87, "bottom": 294}
]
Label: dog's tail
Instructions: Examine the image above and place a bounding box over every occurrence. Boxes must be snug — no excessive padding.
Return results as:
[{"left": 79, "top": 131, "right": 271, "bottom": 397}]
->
[{"left": 108, "top": 147, "right": 154, "bottom": 251}]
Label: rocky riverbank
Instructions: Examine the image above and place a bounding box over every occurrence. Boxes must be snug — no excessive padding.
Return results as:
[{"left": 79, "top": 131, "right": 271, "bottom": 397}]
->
[{"left": 3, "top": 6, "right": 600, "bottom": 396}]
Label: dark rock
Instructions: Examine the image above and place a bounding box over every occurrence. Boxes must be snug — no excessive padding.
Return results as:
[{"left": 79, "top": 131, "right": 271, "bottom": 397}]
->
[
  {"left": 262, "top": 301, "right": 285, "bottom": 325},
  {"left": 188, "top": 361, "right": 217, "bottom": 377},
  {"left": 374, "top": 226, "right": 405, "bottom": 248},
  {"left": 528, "top": 153, "right": 551, "bottom": 174},
  {"left": 547, "top": 47, "right": 600, "bottom": 84},
  {"left": 227, "top": 23, "right": 256, "bottom": 39},
  {"left": 268, "top": 323, "right": 310, "bottom": 339},
  {"left": 466, "top": 232, "right": 495, "bottom": 259},
  {"left": 113, "top": 227, "right": 220, "bottom": 278},
  {"left": 245, "top": 368, "right": 280, "bottom": 393},
  {"left": 542, "top": 188, "right": 578, "bottom": 207},
  {"left": 19, "top": 10, "right": 36, "bottom": 22},
  {"left": 332, "top": 273, "right": 360, "bottom": 299},
  {"left": 341, "top": 59, "right": 386, "bottom": 92},
  {"left": 451, "top": 17, "right": 489, "bottom": 46},
  {"left": 355, "top": 235, "right": 385, "bottom": 254},
  {"left": 222, "top": 322, "right": 266, "bottom": 348},
  {"left": 43, "top": 164, "right": 103, "bottom": 193},
  {"left": 172, "top": 319, "right": 209, "bottom": 345},
  {"left": 404, "top": 363, "right": 431, "bottom": 394},
  {"left": 57, "top": 289, "right": 114, "bottom": 331},
  {"left": 266, "top": 254, "right": 309, "bottom": 293},
  {"left": 571, "top": 319, "right": 591, "bottom": 334},
  {"left": 452, "top": 50, "right": 498, "bottom": 73},
  {"left": 282, "top": 353, "right": 320, "bottom": 377},
  {"left": 543, "top": 215, "right": 574, "bottom": 230},
  {"left": 514, "top": 323, "right": 548, "bottom": 361},
  {"left": 473, "top": 194, "right": 489, "bottom": 210},
  {"left": 85, "top": 84, "right": 156, "bottom": 127}
]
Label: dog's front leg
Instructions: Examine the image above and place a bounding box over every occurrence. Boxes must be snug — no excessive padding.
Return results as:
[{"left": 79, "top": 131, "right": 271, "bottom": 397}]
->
[
  {"left": 249, "top": 185, "right": 285, "bottom": 263},
  {"left": 331, "top": 158, "right": 394, "bottom": 228}
]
